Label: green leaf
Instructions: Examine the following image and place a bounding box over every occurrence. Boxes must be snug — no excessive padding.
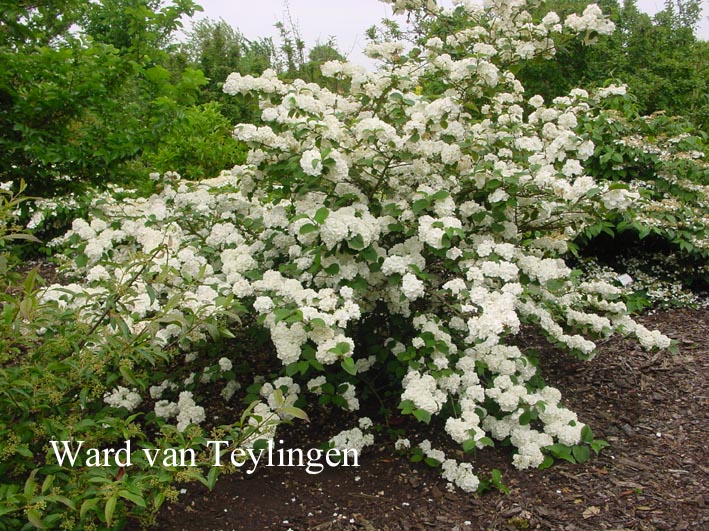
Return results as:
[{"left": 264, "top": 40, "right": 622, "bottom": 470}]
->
[
  {"left": 398, "top": 399, "right": 415, "bottom": 414},
  {"left": 413, "top": 409, "right": 431, "bottom": 424},
  {"left": 323, "top": 263, "right": 340, "bottom": 275},
  {"left": 273, "top": 308, "right": 292, "bottom": 323},
  {"left": 0, "top": 505, "right": 17, "bottom": 518},
  {"left": 298, "top": 360, "right": 310, "bottom": 375},
  {"left": 581, "top": 425, "right": 594, "bottom": 444},
  {"left": 27, "top": 509, "right": 47, "bottom": 529},
  {"left": 609, "top": 182, "right": 629, "bottom": 190},
  {"left": 328, "top": 341, "right": 351, "bottom": 356},
  {"left": 119, "top": 365, "right": 138, "bottom": 386},
  {"left": 314, "top": 207, "right": 329, "bottom": 224},
  {"left": 361, "top": 245, "right": 378, "bottom": 263},
  {"left": 491, "top": 468, "right": 502, "bottom": 483},
  {"left": 3, "top": 233, "right": 41, "bottom": 243},
  {"left": 44, "top": 495, "right": 76, "bottom": 510},
  {"left": 271, "top": 388, "right": 284, "bottom": 408},
  {"left": 24, "top": 471, "right": 37, "bottom": 498},
  {"left": 412, "top": 198, "right": 430, "bottom": 214},
  {"left": 341, "top": 357, "right": 357, "bottom": 376},
  {"left": 145, "top": 65, "right": 171, "bottom": 83},
  {"left": 431, "top": 190, "right": 449, "bottom": 201},
  {"left": 105, "top": 495, "right": 118, "bottom": 527},
  {"left": 118, "top": 490, "right": 146, "bottom": 508},
  {"left": 299, "top": 223, "right": 319, "bottom": 235},
  {"left": 519, "top": 409, "right": 537, "bottom": 425},
  {"left": 154, "top": 492, "right": 166, "bottom": 510},
  {"left": 590, "top": 439, "right": 609, "bottom": 454},
  {"left": 548, "top": 444, "right": 576, "bottom": 464},
  {"left": 539, "top": 455, "right": 555, "bottom": 470},
  {"left": 348, "top": 234, "right": 365, "bottom": 250},
  {"left": 74, "top": 253, "right": 89, "bottom": 268},
  {"left": 207, "top": 467, "right": 219, "bottom": 491},
  {"left": 572, "top": 445, "right": 591, "bottom": 463},
  {"left": 280, "top": 406, "right": 310, "bottom": 421},
  {"left": 40, "top": 475, "right": 54, "bottom": 495},
  {"left": 286, "top": 362, "right": 299, "bottom": 376},
  {"left": 424, "top": 457, "right": 441, "bottom": 467},
  {"left": 80, "top": 498, "right": 99, "bottom": 519},
  {"left": 546, "top": 278, "right": 566, "bottom": 292},
  {"left": 285, "top": 310, "right": 304, "bottom": 324},
  {"left": 252, "top": 439, "right": 269, "bottom": 451},
  {"left": 477, "top": 437, "right": 494, "bottom": 448}
]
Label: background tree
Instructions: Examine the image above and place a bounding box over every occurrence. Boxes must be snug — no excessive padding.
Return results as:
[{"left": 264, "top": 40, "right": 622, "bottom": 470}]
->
[
  {"left": 175, "top": 17, "right": 274, "bottom": 123},
  {"left": 0, "top": 0, "right": 204, "bottom": 194},
  {"left": 182, "top": 18, "right": 274, "bottom": 92},
  {"left": 518, "top": 0, "right": 709, "bottom": 130}
]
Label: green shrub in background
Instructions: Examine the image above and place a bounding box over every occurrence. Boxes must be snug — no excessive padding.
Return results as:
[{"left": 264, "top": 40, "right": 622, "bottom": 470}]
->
[
  {"left": 141, "top": 102, "right": 247, "bottom": 180},
  {"left": 517, "top": 0, "right": 709, "bottom": 132},
  {"left": 575, "top": 92, "right": 709, "bottom": 270},
  {"left": 0, "top": 0, "right": 206, "bottom": 196}
]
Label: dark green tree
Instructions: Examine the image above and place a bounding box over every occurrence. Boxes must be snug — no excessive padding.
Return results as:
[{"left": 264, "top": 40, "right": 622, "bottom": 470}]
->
[
  {"left": 0, "top": 0, "right": 204, "bottom": 194},
  {"left": 176, "top": 17, "right": 274, "bottom": 123}
]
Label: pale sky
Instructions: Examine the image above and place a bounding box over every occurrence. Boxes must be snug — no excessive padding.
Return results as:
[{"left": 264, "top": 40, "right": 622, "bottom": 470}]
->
[{"left": 182, "top": 0, "right": 709, "bottom": 67}]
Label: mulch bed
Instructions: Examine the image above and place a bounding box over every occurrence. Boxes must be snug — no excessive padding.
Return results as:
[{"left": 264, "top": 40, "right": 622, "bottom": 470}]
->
[{"left": 132, "top": 307, "right": 708, "bottom": 531}]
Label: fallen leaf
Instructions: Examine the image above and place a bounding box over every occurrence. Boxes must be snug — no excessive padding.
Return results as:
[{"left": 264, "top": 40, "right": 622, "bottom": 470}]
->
[{"left": 582, "top": 506, "right": 601, "bottom": 519}]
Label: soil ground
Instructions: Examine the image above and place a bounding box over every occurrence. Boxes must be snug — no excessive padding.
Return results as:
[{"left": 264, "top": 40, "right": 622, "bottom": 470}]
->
[{"left": 135, "top": 307, "right": 708, "bottom": 531}]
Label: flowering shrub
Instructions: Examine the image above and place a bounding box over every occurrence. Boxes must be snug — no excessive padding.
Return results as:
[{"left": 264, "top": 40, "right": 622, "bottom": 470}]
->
[
  {"left": 578, "top": 252, "right": 708, "bottom": 311},
  {"left": 579, "top": 107, "right": 709, "bottom": 260},
  {"left": 6, "top": 6, "right": 694, "bottom": 527},
  {"left": 34, "top": 0, "right": 681, "bottom": 498},
  {"left": 0, "top": 184, "right": 303, "bottom": 530}
]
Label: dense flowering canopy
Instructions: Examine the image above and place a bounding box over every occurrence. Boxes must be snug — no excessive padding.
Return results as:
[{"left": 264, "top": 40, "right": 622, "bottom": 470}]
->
[{"left": 45, "top": 0, "right": 672, "bottom": 491}]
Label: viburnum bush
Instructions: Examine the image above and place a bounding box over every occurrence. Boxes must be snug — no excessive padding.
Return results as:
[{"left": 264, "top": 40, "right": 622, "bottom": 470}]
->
[
  {"left": 30, "top": 0, "right": 685, "bottom": 506},
  {"left": 578, "top": 106, "right": 709, "bottom": 259}
]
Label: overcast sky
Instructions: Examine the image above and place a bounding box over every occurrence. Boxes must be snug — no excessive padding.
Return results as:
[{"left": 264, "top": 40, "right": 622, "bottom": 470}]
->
[{"left": 183, "top": 0, "right": 709, "bottom": 67}]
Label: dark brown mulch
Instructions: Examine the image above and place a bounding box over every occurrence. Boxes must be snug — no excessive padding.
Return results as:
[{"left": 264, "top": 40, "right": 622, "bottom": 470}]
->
[{"left": 135, "top": 307, "right": 708, "bottom": 531}]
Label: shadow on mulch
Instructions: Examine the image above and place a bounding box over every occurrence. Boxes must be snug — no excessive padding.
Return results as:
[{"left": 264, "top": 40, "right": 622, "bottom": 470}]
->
[{"left": 130, "top": 307, "right": 708, "bottom": 531}]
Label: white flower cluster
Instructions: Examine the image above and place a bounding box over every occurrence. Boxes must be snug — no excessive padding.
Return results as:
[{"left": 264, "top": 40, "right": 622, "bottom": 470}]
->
[
  {"left": 401, "top": 369, "right": 447, "bottom": 414},
  {"left": 329, "top": 418, "right": 375, "bottom": 454},
  {"left": 564, "top": 4, "right": 616, "bottom": 36},
  {"left": 381, "top": 0, "right": 439, "bottom": 16},
  {"left": 419, "top": 440, "right": 479, "bottom": 492},
  {"left": 175, "top": 392, "right": 206, "bottom": 432},
  {"left": 151, "top": 391, "right": 207, "bottom": 432},
  {"left": 104, "top": 386, "right": 142, "bottom": 411}
]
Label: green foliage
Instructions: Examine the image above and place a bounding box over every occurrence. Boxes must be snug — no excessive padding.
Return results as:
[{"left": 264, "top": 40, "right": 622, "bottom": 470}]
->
[
  {"left": 141, "top": 102, "right": 247, "bottom": 179},
  {"left": 0, "top": 0, "right": 86, "bottom": 47},
  {"left": 0, "top": 0, "right": 204, "bottom": 195},
  {"left": 576, "top": 99, "right": 709, "bottom": 263},
  {"left": 298, "top": 40, "right": 348, "bottom": 91},
  {"left": 83, "top": 0, "right": 198, "bottom": 58},
  {"left": 0, "top": 1, "right": 356, "bottom": 197},
  {"left": 518, "top": 0, "right": 709, "bottom": 131},
  {"left": 177, "top": 17, "right": 275, "bottom": 122},
  {"left": 477, "top": 469, "right": 510, "bottom": 495},
  {"left": 0, "top": 186, "right": 296, "bottom": 530}
]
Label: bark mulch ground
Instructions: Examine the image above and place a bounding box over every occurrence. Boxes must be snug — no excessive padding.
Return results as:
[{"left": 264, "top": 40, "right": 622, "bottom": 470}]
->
[{"left": 139, "top": 307, "right": 708, "bottom": 531}]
